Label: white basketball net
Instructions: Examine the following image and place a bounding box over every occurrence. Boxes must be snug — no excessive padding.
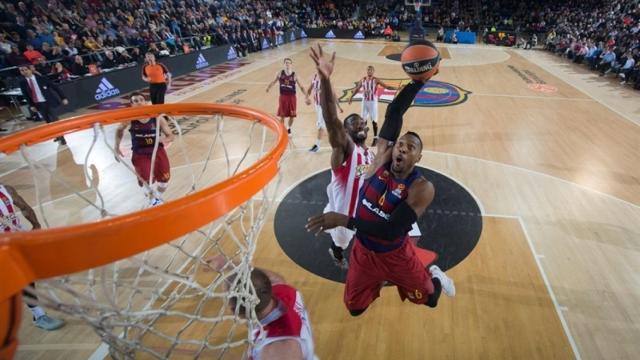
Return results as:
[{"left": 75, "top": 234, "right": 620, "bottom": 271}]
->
[{"left": 14, "top": 110, "right": 287, "bottom": 359}]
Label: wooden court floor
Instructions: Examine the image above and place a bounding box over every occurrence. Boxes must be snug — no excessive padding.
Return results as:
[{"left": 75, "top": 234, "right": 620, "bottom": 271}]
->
[{"left": 4, "top": 39, "right": 639, "bottom": 359}]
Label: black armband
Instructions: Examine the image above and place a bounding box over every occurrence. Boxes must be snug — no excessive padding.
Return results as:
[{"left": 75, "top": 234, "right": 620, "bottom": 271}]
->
[
  {"left": 348, "top": 202, "right": 418, "bottom": 241},
  {"left": 379, "top": 80, "right": 425, "bottom": 142}
]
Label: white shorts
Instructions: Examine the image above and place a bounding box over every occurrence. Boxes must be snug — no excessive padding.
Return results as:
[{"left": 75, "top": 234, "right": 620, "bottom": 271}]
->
[
  {"left": 315, "top": 104, "right": 325, "bottom": 129},
  {"left": 361, "top": 100, "right": 378, "bottom": 123},
  {"left": 323, "top": 203, "right": 354, "bottom": 248}
]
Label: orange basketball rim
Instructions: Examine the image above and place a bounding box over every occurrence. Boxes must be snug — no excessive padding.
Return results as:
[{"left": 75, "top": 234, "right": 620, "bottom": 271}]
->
[{"left": 0, "top": 103, "right": 287, "bottom": 359}]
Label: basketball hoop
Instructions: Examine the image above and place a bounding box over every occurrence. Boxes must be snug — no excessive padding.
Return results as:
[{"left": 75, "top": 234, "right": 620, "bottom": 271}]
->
[
  {"left": 406, "top": 0, "right": 431, "bottom": 12},
  {"left": 0, "top": 104, "right": 288, "bottom": 359}
]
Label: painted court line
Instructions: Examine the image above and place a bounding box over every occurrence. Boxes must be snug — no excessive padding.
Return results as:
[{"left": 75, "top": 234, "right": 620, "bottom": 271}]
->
[{"left": 517, "top": 216, "right": 582, "bottom": 360}]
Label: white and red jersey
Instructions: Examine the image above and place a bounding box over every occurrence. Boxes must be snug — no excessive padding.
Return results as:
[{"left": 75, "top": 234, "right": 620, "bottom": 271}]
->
[
  {"left": 0, "top": 185, "right": 22, "bottom": 232},
  {"left": 361, "top": 76, "right": 378, "bottom": 102},
  {"left": 325, "top": 144, "right": 375, "bottom": 217},
  {"left": 250, "top": 284, "right": 315, "bottom": 360},
  {"left": 311, "top": 73, "right": 321, "bottom": 106}
]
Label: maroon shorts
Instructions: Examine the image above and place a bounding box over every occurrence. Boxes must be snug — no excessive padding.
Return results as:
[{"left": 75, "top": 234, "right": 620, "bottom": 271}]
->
[
  {"left": 277, "top": 94, "right": 297, "bottom": 117},
  {"left": 131, "top": 147, "right": 170, "bottom": 185},
  {"left": 344, "top": 238, "right": 435, "bottom": 311}
]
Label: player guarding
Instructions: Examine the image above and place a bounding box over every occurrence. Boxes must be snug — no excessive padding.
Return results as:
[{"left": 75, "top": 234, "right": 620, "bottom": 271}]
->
[
  {"left": 348, "top": 65, "right": 397, "bottom": 147},
  {"left": 306, "top": 45, "right": 455, "bottom": 315},
  {"left": 266, "top": 58, "right": 309, "bottom": 136},
  {"left": 305, "top": 70, "right": 343, "bottom": 152},
  {"left": 115, "top": 92, "right": 174, "bottom": 206},
  {"left": 307, "top": 46, "right": 374, "bottom": 269}
]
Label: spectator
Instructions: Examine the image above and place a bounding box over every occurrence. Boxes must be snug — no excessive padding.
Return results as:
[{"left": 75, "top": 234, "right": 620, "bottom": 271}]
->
[
  {"left": 383, "top": 25, "right": 393, "bottom": 40},
  {"left": 100, "top": 50, "right": 118, "bottom": 69},
  {"left": 6, "top": 45, "right": 29, "bottom": 66},
  {"left": 50, "top": 62, "right": 72, "bottom": 82},
  {"left": 70, "top": 55, "right": 89, "bottom": 76},
  {"left": 23, "top": 44, "right": 45, "bottom": 64},
  {"left": 597, "top": 48, "right": 617, "bottom": 76},
  {"left": 437, "top": 27, "right": 445, "bottom": 42}
]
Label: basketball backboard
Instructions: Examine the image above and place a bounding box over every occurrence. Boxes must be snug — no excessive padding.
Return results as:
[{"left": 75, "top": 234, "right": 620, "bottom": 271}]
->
[{"left": 405, "top": 0, "right": 431, "bottom": 12}]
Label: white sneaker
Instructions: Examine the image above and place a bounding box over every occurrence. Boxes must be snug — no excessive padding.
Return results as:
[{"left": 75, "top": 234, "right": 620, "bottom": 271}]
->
[
  {"left": 429, "top": 265, "right": 455, "bottom": 297},
  {"left": 150, "top": 198, "right": 164, "bottom": 207}
]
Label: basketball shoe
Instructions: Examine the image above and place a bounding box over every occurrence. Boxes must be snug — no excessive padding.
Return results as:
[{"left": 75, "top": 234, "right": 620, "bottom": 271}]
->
[
  {"left": 429, "top": 265, "right": 455, "bottom": 297},
  {"left": 329, "top": 247, "right": 348, "bottom": 270}
]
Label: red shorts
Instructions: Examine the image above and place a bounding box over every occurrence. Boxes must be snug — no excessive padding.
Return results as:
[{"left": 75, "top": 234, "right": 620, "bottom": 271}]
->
[
  {"left": 131, "top": 147, "right": 170, "bottom": 186},
  {"left": 277, "top": 94, "right": 297, "bottom": 117},
  {"left": 344, "top": 238, "right": 435, "bottom": 311}
]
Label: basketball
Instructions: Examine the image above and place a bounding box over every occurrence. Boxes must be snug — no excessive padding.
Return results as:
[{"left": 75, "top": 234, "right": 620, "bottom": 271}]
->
[{"left": 401, "top": 40, "right": 440, "bottom": 81}]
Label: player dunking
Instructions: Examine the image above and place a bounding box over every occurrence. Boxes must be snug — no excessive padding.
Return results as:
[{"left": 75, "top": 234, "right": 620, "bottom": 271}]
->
[
  {"left": 348, "top": 65, "right": 397, "bottom": 146},
  {"left": 307, "top": 45, "right": 455, "bottom": 315},
  {"left": 115, "top": 92, "right": 174, "bottom": 206},
  {"left": 0, "top": 183, "right": 65, "bottom": 330},
  {"left": 266, "top": 58, "right": 309, "bottom": 136},
  {"left": 306, "top": 47, "right": 374, "bottom": 269},
  {"left": 305, "top": 71, "right": 343, "bottom": 152}
]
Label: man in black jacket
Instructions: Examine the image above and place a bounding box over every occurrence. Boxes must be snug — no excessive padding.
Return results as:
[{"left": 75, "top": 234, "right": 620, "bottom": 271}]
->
[{"left": 18, "top": 65, "right": 69, "bottom": 144}]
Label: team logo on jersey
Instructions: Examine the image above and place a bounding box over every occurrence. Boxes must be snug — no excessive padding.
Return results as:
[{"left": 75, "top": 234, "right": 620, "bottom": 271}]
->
[
  {"left": 340, "top": 78, "right": 471, "bottom": 107},
  {"left": 392, "top": 183, "right": 405, "bottom": 198},
  {"left": 355, "top": 163, "right": 369, "bottom": 177}
]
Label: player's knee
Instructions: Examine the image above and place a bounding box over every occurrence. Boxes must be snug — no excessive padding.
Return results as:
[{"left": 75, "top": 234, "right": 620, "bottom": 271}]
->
[{"left": 348, "top": 307, "right": 368, "bottom": 317}]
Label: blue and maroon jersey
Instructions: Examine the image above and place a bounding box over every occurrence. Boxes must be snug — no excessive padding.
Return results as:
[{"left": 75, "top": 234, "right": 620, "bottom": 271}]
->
[
  {"left": 355, "top": 162, "right": 421, "bottom": 252},
  {"left": 279, "top": 70, "right": 296, "bottom": 95},
  {"left": 130, "top": 118, "right": 163, "bottom": 154}
]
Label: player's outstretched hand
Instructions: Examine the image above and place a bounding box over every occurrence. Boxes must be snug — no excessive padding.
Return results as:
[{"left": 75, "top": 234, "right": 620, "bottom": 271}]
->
[
  {"left": 306, "top": 212, "right": 349, "bottom": 236},
  {"left": 309, "top": 44, "right": 335, "bottom": 80}
]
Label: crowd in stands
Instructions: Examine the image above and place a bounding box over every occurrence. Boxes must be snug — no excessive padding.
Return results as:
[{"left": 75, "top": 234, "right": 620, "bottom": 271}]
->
[
  {"left": 538, "top": 0, "right": 639, "bottom": 89},
  {"left": 0, "top": 0, "right": 311, "bottom": 85},
  {"left": 0, "top": 0, "right": 638, "bottom": 90}
]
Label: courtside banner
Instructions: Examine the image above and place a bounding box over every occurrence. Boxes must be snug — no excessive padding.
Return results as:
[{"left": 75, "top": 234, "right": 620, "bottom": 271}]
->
[
  {"left": 58, "top": 45, "right": 232, "bottom": 111},
  {"left": 56, "top": 28, "right": 308, "bottom": 113},
  {"left": 303, "top": 28, "right": 366, "bottom": 40}
]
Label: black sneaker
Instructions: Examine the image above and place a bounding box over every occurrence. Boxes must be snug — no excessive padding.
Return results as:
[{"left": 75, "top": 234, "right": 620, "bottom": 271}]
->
[
  {"left": 309, "top": 144, "right": 319, "bottom": 152},
  {"left": 328, "top": 247, "right": 348, "bottom": 270},
  {"left": 287, "top": 128, "right": 292, "bottom": 137},
  {"left": 371, "top": 137, "right": 378, "bottom": 147}
]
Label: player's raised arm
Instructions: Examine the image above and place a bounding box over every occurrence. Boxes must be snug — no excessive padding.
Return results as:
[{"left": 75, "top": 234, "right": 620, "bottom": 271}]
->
[
  {"left": 310, "top": 45, "right": 351, "bottom": 155},
  {"left": 375, "top": 79, "right": 424, "bottom": 153}
]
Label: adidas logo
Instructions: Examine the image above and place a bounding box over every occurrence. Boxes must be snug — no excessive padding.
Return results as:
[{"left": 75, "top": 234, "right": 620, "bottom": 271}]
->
[
  {"left": 325, "top": 30, "right": 336, "bottom": 39},
  {"left": 262, "top": 38, "right": 270, "bottom": 49},
  {"left": 195, "top": 53, "right": 209, "bottom": 69},
  {"left": 277, "top": 34, "right": 284, "bottom": 45},
  {"left": 290, "top": 32, "right": 296, "bottom": 41},
  {"left": 94, "top": 78, "right": 120, "bottom": 101},
  {"left": 353, "top": 31, "right": 365, "bottom": 39},
  {"left": 300, "top": 30, "right": 307, "bottom": 38},
  {"left": 227, "top": 47, "right": 237, "bottom": 60}
]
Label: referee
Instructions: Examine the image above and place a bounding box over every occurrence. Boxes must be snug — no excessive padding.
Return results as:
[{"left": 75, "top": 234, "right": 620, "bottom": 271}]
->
[{"left": 142, "top": 52, "right": 171, "bottom": 104}]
